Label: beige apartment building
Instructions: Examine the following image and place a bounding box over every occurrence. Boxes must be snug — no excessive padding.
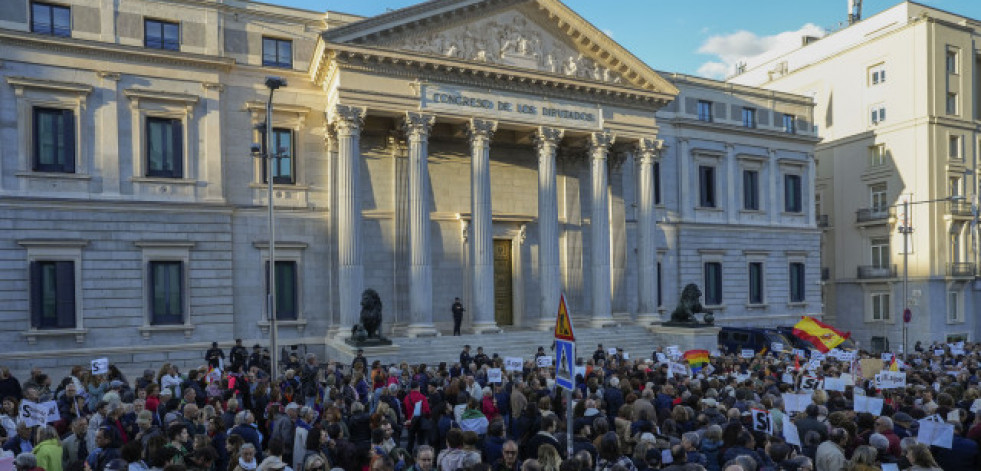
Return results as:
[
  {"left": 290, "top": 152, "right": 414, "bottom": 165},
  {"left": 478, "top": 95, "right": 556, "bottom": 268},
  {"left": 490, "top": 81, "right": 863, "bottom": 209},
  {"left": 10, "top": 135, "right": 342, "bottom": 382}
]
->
[{"left": 731, "top": 1, "right": 981, "bottom": 349}]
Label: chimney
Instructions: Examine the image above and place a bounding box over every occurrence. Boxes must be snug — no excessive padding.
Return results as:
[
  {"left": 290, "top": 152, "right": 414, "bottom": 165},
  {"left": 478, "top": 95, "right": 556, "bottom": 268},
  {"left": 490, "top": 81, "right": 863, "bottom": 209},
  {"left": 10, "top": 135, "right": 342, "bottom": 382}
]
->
[{"left": 848, "top": 0, "right": 862, "bottom": 24}]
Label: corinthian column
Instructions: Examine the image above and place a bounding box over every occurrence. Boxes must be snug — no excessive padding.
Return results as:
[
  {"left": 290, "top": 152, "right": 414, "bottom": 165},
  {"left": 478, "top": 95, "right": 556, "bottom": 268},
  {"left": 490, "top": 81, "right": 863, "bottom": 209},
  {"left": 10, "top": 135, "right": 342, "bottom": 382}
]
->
[
  {"left": 404, "top": 112, "right": 437, "bottom": 337},
  {"left": 535, "top": 126, "right": 564, "bottom": 329},
  {"left": 635, "top": 138, "right": 661, "bottom": 324},
  {"left": 469, "top": 119, "right": 500, "bottom": 334},
  {"left": 331, "top": 105, "right": 366, "bottom": 337},
  {"left": 590, "top": 130, "right": 616, "bottom": 327}
]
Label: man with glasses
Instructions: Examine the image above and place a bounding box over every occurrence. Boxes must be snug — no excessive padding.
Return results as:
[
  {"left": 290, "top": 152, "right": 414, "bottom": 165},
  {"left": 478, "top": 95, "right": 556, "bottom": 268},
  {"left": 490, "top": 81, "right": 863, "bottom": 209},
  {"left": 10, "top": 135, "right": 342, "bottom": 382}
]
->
[{"left": 492, "top": 441, "right": 519, "bottom": 471}]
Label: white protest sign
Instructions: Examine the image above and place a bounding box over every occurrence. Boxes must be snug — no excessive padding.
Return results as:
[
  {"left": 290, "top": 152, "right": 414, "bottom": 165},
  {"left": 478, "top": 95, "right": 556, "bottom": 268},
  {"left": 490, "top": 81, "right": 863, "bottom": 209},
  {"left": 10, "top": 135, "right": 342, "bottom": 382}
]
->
[
  {"left": 781, "top": 373, "right": 795, "bottom": 384},
  {"left": 487, "top": 368, "right": 502, "bottom": 383},
  {"left": 934, "top": 349, "right": 945, "bottom": 356},
  {"left": 205, "top": 368, "right": 222, "bottom": 384},
  {"left": 782, "top": 416, "right": 801, "bottom": 446},
  {"left": 876, "top": 371, "right": 907, "bottom": 389},
  {"left": 704, "top": 364, "right": 715, "bottom": 376},
  {"left": 607, "top": 348, "right": 617, "bottom": 355},
  {"left": 806, "top": 359, "right": 822, "bottom": 372},
  {"left": 782, "top": 393, "right": 812, "bottom": 413},
  {"left": 810, "top": 351, "right": 826, "bottom": 362},
  {"left": 840, "top": 373, "right": 855, "bottom": 386},
  {"left": 853, "top": 395, "right": 884, "bottom": 415},
  {"left": 18, "top": 400, "right": 59, "bottom": 427},
  {"left": 734, "top": 373, "right": 751, "bottom": 382},
  {"left": 91, "top": 358, "right": 109, "bottom": 375},
  {"left": 881, "top": 353, "right": 893, "bottom": 362},
  {"left": 669, "top": 362, "right": 689, "bottom": 377},
  {"left": 799, "top": 376, "right": 824, "bottom": 392},
  {"left": 504, "top": 357, "right": 523, "bottom": 372},
  {"left": 917, "top": 416, "right": 954, "bottom": 449},
  {"left": 536, "top": 356, "right": 553, "bottom": 368},
  {"left": 574, "top": 366, "right": 586, "bottom": 379},
  {"left": 881, "top": 464, "right": 899, "bottom": 471},
  {"left": 741, "top": 349, "right": 755, "bottom": 359},
  {"left": 771, "top": 342, "right": 784, "bottom": 352},
  {"left": 751, "top": 408, "right": 772, "bottom": 435},
  {"left": 793, "top": 349, "right": 807, "bottom": 359},
  {"left": 823, "top": 376, "right": 847, "bottom": 392},
  {"left": 622, "top": 352, "right": 629, "bottom": 360},
  {"left": 970, "top": 399, "right": 981, "bottom": 414},
  {"left": 655, "top": 353, "right": 668, "bottom": 363},
  {"left": 666, "top": 345, "right": 680, "bottom": 355}
]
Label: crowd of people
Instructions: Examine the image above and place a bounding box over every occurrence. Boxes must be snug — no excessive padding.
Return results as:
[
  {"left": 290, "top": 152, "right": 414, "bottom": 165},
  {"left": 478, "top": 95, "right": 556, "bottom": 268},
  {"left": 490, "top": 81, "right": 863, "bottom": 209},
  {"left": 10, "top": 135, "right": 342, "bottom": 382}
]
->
[{"left": 0, "top": 338, "right": 977, "bottom": 471}]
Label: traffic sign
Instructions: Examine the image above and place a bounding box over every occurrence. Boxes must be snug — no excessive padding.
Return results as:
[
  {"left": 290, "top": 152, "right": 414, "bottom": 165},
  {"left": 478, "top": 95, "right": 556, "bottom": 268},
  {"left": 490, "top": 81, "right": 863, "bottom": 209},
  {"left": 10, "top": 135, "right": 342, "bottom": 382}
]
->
[
  {"left": 555, "top": 339, "right": 575, "bottom": 390},
  {"left": 903, "top": 308, "right": 912, "bottom": 323},
  {"left": 554, "top": 294, "right": 576, "bottom": 341}
]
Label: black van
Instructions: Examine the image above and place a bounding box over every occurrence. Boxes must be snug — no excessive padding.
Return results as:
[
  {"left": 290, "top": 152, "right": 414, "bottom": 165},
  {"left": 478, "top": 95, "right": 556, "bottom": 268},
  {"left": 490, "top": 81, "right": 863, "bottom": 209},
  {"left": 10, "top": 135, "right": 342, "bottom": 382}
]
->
[
  {"left": 718, "top": 327, "right": 795, "bottom": 355},
  {"left": 775, "top": 326, "right": 856, "bottom": 354}
]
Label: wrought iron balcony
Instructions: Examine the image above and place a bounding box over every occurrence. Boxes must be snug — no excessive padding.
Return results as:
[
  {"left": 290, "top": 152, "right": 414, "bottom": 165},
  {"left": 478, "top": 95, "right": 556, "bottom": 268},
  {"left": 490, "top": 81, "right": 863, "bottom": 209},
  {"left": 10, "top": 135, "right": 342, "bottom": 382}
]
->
[
  {"left": 856, "top": 208, "right": 890, "bottom": 223},
  {"left": 948, "top": 262, "right": 976, "bottom": 278},
  {"left": 857, "top": 265, "right": 896, "bottom": 279},
  {"left": 817, "top": 214, "right": 830, "bottom": 227},
  {"left": 948, "top": 201, "right": 974, "bottom": 217}
]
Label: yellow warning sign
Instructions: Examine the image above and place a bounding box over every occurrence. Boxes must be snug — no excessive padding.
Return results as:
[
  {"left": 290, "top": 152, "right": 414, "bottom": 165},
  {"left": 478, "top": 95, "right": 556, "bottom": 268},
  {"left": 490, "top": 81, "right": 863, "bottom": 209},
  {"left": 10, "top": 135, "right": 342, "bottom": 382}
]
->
[{"left": 554, "top": 294, "right": 575, "bottom": 341}]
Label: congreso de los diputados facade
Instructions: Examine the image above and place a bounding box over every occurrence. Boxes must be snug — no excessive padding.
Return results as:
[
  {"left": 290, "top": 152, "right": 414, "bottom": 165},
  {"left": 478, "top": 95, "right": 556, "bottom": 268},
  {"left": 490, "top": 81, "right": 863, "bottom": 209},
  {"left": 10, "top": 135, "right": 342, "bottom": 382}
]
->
[{"left": 0, "top": 0, "right": 821, "bottom": 370}]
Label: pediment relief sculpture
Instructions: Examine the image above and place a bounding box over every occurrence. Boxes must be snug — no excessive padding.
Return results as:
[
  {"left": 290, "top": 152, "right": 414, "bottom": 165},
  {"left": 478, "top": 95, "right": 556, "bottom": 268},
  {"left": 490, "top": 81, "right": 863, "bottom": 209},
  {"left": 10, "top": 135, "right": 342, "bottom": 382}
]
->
[{"left": 383, "top": 10, "right": 622, "bottom": 84}]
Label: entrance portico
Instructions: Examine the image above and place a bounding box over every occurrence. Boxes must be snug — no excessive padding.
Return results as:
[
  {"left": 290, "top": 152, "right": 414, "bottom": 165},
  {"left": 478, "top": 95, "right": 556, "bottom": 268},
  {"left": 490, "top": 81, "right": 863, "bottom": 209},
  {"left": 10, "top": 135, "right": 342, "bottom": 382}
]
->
[{"left": 314, "top": 0, "right": 677, "bottom": 336}]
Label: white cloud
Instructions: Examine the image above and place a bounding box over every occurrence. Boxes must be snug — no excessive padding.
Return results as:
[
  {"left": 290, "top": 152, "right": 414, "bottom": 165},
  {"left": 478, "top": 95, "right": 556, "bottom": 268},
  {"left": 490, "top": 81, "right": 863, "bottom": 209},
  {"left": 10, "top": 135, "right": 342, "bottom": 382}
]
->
[{"left": 695, "top": 23, "right": 825, "bottom": 79}]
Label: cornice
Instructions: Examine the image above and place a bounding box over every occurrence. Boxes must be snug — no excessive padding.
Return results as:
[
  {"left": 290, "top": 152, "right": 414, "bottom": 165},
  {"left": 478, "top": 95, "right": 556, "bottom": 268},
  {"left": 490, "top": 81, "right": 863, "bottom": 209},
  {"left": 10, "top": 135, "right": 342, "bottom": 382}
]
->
[
  {"left": 323, "top": 0, "right": 503, "bottom": 43},
  {"left": 244, "top": 101, "right": 312, "bottom": 116},
  {"left": 317, "top": 43, "right": 674, "bottom": 110},
  {"left": 0, "top": 29, "right": 235, "bottom": 71},
  {"left": 123, "top": 89, "right": 200, "bottom": 104},
  {"left": 667, "top": 117, "right": 823, "bottom": 144},
  {"left": 5, "top": 76, "right": 92, "bottom": 95}
]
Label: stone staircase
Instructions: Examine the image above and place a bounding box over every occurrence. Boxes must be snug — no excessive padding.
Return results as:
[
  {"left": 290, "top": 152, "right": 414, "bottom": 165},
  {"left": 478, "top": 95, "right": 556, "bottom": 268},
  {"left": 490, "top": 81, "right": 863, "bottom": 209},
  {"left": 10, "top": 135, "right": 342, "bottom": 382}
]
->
[{"left": 325, "top": 324, "right": 665, "bottom": 367}]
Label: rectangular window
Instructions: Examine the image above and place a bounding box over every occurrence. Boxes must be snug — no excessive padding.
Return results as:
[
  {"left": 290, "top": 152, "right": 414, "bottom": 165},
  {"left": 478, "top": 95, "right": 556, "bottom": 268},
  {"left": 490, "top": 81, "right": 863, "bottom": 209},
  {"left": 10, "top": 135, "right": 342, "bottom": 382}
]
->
[
  {"left": 946, "top": 93, "right": 958, "bottom": 115},
  {"left": 946, "top": 49, "right": 959, "bottom": 74},
  {"left": 262, "top": 37, "right": 293, "bottom": 68},
  {"left": 146, "top": 117, "right": 183, "bottom": 178},
  {"left": 698, "top": 165, "right": 716, "bottom": 208},
  {"left": 948, "top": 292, "right": 960, "bottom": 322},
  {"left": 784, "top": 174, "right": 802, "bottom": 213},
  {"left": 260, "top": 128, "right": 295, "bottom": 184},
  {"left": 869, "top": 65, "right": 886, "bottom": 85},
  {"left": 30, "top": 261, "right": 75, "bottom": 329},
  {"left": 870, "top": 183, "right": 888, "bottom": 213},
  {"left": 872, "top": 293, "right": 890, "bottom": 321},
  {"left": 783, "top": 114, "right": 796, "bottom": 134},
  {"left": 742, "top": 107, "right": 756, "bottom": 128},
  {"left": 950, "top": 233, "right": 961, "bottom": 263},
  {"left": 149, "top": 261, "right": 183, "bottom": 325},
  {"left": 704, "top": 262, "right": 722, "bottom": 305},
  {"left": 869, "top": 144, "right": 886, "bottom": 167},
  {"left": 949, "top": 135, "right": 962, "bottom": 159},
  {"left": 653, "top": 161, "right": 661, "bottom": 205},
  {"left": 748, "top": 262, "right": 764, "bottom": 304},
  {"left": 656, "top": 261, "right": 662, "bottom": 307},
  {"left": 697, "top": 100, "right": 713, "bottom": 122},
  {"left": 266, "top": 261, "right": 298, "bottom": 320},
  {"left": 871, "top": 238, "right": 890, "bottom": 269},
  {"left": 742, "top": 169, "right": 759, "bottom": 210},
  {"left": 949, "top": 177, "right": 962, "bottom": 197},
  {"left": 31, "top": 2, "right": 70, "bottom": 37},
  {"left": 33, "top": 107, "right": 75, "bottom": 173},
  {"left": 789, "top": 262, "right": 805, "bottom": 303},
  {"left": 145, "top": 19, "right": 180, "bottom": 50},
  {"left": 870, "top": 104, "right": 886, "bottom": 124}
]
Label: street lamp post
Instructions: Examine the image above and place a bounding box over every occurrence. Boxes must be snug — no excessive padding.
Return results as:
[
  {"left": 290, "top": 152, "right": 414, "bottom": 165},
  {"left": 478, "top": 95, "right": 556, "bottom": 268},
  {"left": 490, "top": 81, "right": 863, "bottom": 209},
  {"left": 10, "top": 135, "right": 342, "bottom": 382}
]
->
[
  {"left": 898, "top": 195, "right": 963, "bottom": 361},
  {"left": 256, "top": 76, "right": 287, "bottom": 381}
]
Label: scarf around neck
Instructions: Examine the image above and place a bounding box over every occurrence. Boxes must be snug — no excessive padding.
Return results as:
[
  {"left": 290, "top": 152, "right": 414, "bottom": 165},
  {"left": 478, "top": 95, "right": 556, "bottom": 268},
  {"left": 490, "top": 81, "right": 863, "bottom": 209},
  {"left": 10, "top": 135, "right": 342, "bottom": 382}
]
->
[{"left": 238, "top": 457, "right": 257, "bottom": 471}]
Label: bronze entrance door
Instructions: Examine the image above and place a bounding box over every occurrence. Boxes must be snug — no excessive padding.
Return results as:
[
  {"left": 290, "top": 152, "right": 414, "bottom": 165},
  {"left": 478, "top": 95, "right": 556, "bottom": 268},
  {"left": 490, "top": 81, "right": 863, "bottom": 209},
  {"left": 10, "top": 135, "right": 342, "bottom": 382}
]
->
[{"left": 493, "top": 239, "right": 513, "bottom": 326}]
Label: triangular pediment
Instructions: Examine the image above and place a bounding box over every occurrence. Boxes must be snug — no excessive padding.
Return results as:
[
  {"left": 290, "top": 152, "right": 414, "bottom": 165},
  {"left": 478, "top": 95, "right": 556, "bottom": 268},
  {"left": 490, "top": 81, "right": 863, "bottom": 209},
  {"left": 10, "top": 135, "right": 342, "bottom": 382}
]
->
[{"left": 322, "top": 0, "right": 678, "bottom": 96}]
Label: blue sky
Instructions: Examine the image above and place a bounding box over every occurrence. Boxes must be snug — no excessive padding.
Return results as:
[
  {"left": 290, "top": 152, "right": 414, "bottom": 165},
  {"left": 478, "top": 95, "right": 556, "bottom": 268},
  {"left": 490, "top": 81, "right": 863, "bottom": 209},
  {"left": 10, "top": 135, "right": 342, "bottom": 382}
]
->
[{"left": 277, "top": 0, "right": 981, "bottom": 78}]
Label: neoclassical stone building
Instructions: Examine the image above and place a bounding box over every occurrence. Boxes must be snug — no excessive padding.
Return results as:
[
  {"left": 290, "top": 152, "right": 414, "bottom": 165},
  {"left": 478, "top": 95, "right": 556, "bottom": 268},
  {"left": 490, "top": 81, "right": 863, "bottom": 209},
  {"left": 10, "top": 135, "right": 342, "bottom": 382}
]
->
[{"left": 0, "top": 0, "right": 819, "bottom": 370}]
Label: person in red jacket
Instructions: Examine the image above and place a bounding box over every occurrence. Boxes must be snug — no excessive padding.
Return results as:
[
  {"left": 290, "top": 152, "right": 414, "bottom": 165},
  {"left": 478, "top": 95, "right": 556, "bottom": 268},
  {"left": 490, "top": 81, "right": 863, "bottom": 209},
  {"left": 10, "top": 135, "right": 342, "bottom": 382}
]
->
[{"left": 403, "top": 381, "right": 431, "bottom": 454}]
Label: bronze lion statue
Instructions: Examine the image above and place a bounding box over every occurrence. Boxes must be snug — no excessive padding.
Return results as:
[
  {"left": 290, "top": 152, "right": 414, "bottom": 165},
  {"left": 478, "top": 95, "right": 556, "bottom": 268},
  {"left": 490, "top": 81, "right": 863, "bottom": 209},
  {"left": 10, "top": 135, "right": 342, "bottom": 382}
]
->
[
  {"left": 353, "top": 288, "right": 383, "bottom": 338},
  {"left": 670, "top": 283, "right": 712, "bottom": 324}
]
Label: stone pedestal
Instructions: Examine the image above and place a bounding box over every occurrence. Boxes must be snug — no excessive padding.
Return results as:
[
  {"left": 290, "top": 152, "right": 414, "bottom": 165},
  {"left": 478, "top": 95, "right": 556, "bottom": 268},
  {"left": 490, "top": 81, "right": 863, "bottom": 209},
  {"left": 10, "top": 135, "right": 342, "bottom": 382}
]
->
[
  {"left": 325, "top": 337, "right": 400, "bottom": 365},
  {"left": 648, "top": 325, "right": 721, "bottom": 352}
]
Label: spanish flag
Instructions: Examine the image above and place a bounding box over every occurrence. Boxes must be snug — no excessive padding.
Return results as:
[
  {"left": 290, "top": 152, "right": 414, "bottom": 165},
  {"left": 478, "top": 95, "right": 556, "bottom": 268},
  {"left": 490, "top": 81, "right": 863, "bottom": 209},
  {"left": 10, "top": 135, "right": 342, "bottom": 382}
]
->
[
  {"left": 684, "top": 350, "right": 710, "bottom": 373},
  {"left": 792, "top": 316, "right": 849, "bottom": 353},
  {"left": 888, "top": 356, "right": 899, "bottom": 371}
]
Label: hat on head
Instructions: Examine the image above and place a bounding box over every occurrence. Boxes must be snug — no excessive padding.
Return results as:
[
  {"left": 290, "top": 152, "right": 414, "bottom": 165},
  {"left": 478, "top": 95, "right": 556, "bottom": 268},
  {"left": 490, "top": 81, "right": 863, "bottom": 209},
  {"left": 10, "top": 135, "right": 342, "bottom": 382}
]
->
[
  {"left": 109, "top": 380, "right": 124, "bottom": 389},
  {"left": 164, "top": 412, "right": 180, "bottom": 425},
  {"left": 894, "top": 412, "right": 914, "bottom": 426}
]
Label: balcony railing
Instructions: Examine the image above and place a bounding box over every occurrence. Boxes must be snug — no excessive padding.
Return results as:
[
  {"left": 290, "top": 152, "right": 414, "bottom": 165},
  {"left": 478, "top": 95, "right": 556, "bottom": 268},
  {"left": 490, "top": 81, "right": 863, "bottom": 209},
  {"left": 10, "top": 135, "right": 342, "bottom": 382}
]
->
[
  {"left": 948, "top": 201, "right": 974, "bottom": 217},
  {"left": 948, "top": 262, "right": 976, "bottom": 277},
  {"left": 857, "top": 264, "right": 896, "bottom": 279},
  {"left": 817, "top": 215, "right": 830, "bottom": 227},
  {"left": 856, "top": 208, "right": 890, "bottom": 223}
]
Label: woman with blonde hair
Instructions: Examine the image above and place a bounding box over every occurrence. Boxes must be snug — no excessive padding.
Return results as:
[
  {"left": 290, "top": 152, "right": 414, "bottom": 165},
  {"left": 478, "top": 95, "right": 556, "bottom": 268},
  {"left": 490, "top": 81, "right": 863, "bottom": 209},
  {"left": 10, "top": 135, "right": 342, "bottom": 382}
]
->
[
  {"left": 848, "top": 445, "right": 880, "bottom": 471},
  {"left": 32, "top": 426, "right": 62, "bottom": 471},
  {"left": 905, "top": 443, "right": 942, "bottom": 471},
  {"left": 537, "top": 443, "right": 562, "bottom": 471}
]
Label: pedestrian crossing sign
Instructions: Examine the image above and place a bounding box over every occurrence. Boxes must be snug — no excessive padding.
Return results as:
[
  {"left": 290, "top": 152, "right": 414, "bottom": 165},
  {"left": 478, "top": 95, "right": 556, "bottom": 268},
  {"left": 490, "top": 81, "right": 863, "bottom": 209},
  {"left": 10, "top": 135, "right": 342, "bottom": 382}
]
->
[
  {"left": 555, "top": 339, "right": 575, "bottom": 390},
  {"left": 554, "top": 294, "right": 575, "bottom": 341}
]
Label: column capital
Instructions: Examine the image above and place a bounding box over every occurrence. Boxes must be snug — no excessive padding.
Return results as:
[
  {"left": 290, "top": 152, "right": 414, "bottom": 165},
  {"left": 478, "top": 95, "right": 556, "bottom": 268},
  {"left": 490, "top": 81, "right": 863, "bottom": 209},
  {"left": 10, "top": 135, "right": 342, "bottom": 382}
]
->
[
  {"left": 589, "top": 130, "right": 615, "bottom": 159},
  {"left": 635, "top": 138, "right": 662, "bottom": 163},
  {"left": 468, "top": 118, "right": 497, "bottom": 143},
  {"left": 329, "top": 104, "right": 365, "bottom": 135},
  {"left": 534, "top": 126, "right": 564, "bottom": 149},
  {"left": 403, "top": 112, "right": 435, "bottom": 139},
  {"left": 725, "top": 143, "right": 735, "bottom": 153}
]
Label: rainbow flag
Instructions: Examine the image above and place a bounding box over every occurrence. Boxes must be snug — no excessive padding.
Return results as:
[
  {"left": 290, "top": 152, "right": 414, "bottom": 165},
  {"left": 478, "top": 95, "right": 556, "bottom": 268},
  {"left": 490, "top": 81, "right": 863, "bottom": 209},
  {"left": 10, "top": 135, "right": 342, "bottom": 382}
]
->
[
  {"left": 683, "top": 350, "right": 710, "bottom": 372},
  {"left": 792, "top": 316, "right": 849, "bottom": 353}
]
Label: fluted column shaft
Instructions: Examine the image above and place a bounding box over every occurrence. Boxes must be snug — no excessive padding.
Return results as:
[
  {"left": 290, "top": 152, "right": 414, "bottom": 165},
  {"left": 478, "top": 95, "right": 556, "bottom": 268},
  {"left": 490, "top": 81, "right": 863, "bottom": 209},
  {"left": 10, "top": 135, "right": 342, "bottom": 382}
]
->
[
  {"left": 405, "top": 112, "right": 437, "bottom": 337},
  {"left": 332, "top": 105, "right": 366, "bottom": 336},
  {"left": 536, "top": 127, "right": 564, "bottom": 328},
  {"left": 636, "top": 138, "right": 660, "bottom": 323},
  {"left": 469, "top": 119, "right": 499, "bottom": 333},
  {"left": 590, "top": 130, "right": 615, "bottom": 327}
]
